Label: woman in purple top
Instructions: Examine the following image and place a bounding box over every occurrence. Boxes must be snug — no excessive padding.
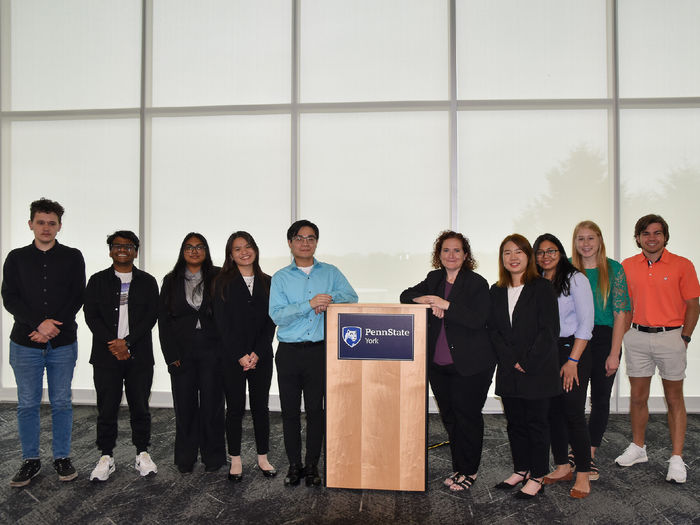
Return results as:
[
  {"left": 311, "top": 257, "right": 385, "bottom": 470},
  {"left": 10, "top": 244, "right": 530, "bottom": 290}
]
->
[
  {"left": 534, "top": 233, "right": 595, "bottom": 499},
  {"left": 400, "top": 231, "right": 495, "bottom": 491}
]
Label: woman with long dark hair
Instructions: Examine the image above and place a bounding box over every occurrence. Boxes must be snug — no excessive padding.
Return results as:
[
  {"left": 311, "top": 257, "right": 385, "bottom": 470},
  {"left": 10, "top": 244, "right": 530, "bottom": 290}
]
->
[
  {"left": 488, "top": 234, "right": 560, "bottom": 499},
  {"left": 158, "top": 233, "right": 226, "bottom": 473},
  {"left": 400, "top": 231, "right": 495, "bottom": 491},
  {"left": 571, "top": 221, "right": 631, "bottom": 479},
  {"left": 533, "top": 233, "right": 594, "bottom": 498},
  {"left": 213, "top": 231, "right": 276, "bottom": 481}
]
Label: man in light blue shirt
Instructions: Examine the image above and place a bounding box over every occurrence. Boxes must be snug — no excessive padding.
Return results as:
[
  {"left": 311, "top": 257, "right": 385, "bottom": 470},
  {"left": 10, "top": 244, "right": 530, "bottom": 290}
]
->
[{"left": 269, "top": 219, "right": 358, "bottom": 487}]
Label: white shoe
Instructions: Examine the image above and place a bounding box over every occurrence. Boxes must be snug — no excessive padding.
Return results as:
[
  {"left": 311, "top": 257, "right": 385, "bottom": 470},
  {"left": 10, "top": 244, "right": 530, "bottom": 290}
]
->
[
  {"left": 666, "top": 455, "right": 687, "bottom": 484},
  {"left": 615, "top": 442, "right": 648, "bottom": 467},
  {"left": 134, "top": 452, "right": 157, "bottom": 477},
  {"left": 90, "top": 455, "right": 115, "bottom": 482}
]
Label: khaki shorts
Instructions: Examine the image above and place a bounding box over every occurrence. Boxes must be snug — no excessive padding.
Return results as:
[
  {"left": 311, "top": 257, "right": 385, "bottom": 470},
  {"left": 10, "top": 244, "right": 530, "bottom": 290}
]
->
[{"left": 623, "top": 327, "right": 687, "bottom": 381}]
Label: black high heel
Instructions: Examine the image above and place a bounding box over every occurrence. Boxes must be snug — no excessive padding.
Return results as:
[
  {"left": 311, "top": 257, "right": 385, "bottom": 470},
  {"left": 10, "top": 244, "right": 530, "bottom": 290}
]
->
[
  {"left": 494, "top": 471, "right": 528, "bottom": 490},
  {"left": 515, "top": 478, "right": 545, "bottom": 500}
]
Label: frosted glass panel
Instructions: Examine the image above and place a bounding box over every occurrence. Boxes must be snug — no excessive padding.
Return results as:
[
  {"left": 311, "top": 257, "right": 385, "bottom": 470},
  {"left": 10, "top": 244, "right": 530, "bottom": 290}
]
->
[
  {"left": 149, "top": 114, "right": 291, "bottom": 281},
  {"left": 2, "top": 119, "right": 140, "bottom": 390},
  {"left": 456, "top": 0, "right": 607, "bottom": 99},
  {"left": 152, "top": 0, "right": 292, "bottom": 106},
  {"left": 300, "top": 0, "right": 448, "bottom": 102},
  {"left": 618, "top": 0, "right": 700, "bottom": 98},
  {"left": 619, "top": 108, "right": 700, "bottom": 397},
  {"left": 457, "top": 109, "right": 610, "bottom": 288},
  {"left": 299, "top": 112, "right": 450, "bottom": 303},
  {"left": 8, "top": 0, "right": 141, "bottom": 110}
]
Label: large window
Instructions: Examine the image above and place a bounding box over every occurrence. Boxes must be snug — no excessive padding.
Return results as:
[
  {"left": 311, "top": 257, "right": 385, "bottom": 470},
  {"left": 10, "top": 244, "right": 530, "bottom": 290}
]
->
[{"left": 2, "top": 0, "right": 699, "bottom": 409}]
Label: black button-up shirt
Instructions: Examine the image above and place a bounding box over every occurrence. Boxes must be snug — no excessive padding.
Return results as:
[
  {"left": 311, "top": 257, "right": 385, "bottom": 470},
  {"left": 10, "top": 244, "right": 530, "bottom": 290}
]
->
[{"left": 2, "top": 241, "right": 86, "bottom": 348}]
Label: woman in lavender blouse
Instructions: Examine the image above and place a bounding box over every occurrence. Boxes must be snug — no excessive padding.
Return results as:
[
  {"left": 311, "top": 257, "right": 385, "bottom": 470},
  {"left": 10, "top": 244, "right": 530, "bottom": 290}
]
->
[
  {"left": 400, "top": 231, "right": 495, "bottom": 492},
  {"left": 534, "top": 233, "right": 595, "bottom": 499}
]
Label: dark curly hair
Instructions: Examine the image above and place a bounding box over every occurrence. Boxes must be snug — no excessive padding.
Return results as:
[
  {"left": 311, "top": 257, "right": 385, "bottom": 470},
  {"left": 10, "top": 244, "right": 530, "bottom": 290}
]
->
[{"left": 431, "top": 230, "right": 476, "bottom": 271}]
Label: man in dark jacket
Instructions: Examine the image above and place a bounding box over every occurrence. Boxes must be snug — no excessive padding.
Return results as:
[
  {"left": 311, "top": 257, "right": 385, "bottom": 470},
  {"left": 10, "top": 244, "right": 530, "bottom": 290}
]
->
[
  {"left": 84, "top": 230, "right": 159, "bottom": 482},
  {"left": 2, "top": 198, "right": 85, "bottom": 487}
]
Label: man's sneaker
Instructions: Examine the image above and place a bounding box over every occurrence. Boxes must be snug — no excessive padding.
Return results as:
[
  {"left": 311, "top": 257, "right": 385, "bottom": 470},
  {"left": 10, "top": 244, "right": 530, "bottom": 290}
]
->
[
  {"left": 615, "top": 442, "right": 648, "bottom": 467},
  {"left": 666, "top": 455, "right": 687, "bottom": 484},
  {"left": 90, "top": 455, "right": 115, "bottom": 482},
  {"left": 53, "top": 457, "right": 78, "bottom": 482},
  {"left": 134, "top": 451, "right": 157, "bottom": 477},
  {"left": 10, "top": 459, "right": 41, "bottom": 487}
]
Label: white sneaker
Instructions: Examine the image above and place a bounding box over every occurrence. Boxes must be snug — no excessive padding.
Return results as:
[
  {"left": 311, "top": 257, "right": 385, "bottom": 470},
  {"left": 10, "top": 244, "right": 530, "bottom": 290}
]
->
[
  {"left": 666, "top": 455, "right": 687, "bottom": 484},
  {"left": 90, "top": 455, "right": 115, "bottom": 482},
  {"left": 615, "top": 442, "right": 648, "bottom": 467},
  {"left": 134, "top": 452, "right": 157, "bottom": 477}
]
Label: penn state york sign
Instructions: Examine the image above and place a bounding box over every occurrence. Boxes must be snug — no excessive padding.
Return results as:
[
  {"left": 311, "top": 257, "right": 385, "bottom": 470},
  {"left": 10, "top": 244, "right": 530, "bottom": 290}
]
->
[{"left": 337, "top": 313, "right": 414, "bottom": 361}]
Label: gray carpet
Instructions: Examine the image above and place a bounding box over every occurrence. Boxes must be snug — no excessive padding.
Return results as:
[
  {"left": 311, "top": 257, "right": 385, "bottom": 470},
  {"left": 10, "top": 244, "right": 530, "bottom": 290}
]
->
[{"left": 0, "top": 403, "right": 698, "bottom": 524}]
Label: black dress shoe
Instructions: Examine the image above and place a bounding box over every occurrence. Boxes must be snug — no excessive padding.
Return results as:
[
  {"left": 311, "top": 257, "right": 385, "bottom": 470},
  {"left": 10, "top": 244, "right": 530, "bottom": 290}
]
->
[
  {"left": 284, "top": 464, "right": 303, "bottom": 486},
  {"left": 227, "top": 471, "right": 243, "bottom": 482},
  {"left": 177, "top": 464, "right": 194, "bottom": 473},
  {"left": 304, "top": 464, "right": 322, "bottom": 487},
  {"left": 259, "top": 465, "right": 277, "bottom": 478}
]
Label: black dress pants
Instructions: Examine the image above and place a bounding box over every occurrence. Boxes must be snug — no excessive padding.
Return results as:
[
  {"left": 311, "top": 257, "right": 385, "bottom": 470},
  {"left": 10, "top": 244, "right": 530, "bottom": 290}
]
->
[
  {"left": 93, "top": 360, "right": 153, "bottom": 455},
  {"left": 429, "top": 364, "right": 494, "bottom": 476},
  {"left": 275, "top": 342, "right": 325, "bottom": 467},
  {"left": 549, "top": 336, "right": 592, "bottom": 472},
  {"left": 223, "top": 354, "right": 273, "bottom": 456},
  {"left": 170, "top": 339, "right": 226, "bottom": 469},
  {"left": 501, "top": 396, "right": 551, "bottom": 478},
  {"left": 587, "top": 324, "right": 616, "bottom": 448}
]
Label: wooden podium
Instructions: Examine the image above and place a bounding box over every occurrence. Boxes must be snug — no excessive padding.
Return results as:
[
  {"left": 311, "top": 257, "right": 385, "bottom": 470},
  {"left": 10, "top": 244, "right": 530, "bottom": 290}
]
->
[{"left": 325, "top": 303, "right": 428, "bottom": 492}]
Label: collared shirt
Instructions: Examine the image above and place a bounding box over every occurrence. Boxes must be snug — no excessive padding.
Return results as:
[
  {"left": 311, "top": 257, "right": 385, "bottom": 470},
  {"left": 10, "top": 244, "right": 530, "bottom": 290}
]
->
[
  {"left": 557, "top": 271, "right": 594, "bottom": 340},
  {"left": 576, "top": 257, "right": 631, "bottom": 327},
  {"left": 622, "top": 249, "right": 700, "bottom": 326},
  {"left": 269, "top": 258, "right": 358, "bottom": 343},
  {"left": 2, "top": 241, "right": 85, "bottom": 348}
]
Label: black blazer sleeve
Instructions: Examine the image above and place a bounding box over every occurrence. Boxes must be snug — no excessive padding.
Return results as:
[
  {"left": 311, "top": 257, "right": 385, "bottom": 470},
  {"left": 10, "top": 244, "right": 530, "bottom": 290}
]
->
[
  {"left": 401, "top": 269, "right": 495, "bottom": 376},
  {"left": 519, "top": 278, "right": 559, "bottom": 372},
  {"left": 125, "top": 272, "right": 159, "bottom": 353},
  {"left": 158, "top": 273, "right": 181, "bottom": 365}
]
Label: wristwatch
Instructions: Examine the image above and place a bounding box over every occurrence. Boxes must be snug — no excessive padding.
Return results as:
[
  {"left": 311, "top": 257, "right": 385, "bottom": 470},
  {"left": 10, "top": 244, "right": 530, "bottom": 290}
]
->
[{"left": 681, "top": 334, "right": 691, "bottom": 344}]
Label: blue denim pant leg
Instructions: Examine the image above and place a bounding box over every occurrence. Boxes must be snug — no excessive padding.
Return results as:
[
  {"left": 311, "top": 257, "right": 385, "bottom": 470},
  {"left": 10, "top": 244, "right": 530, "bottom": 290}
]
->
[
  {"left": 9, "top": 342, "right": 46, "bottom": 459},
  {"left": 45, "top": 342, "right": 78, "bottom": 458},
  {"left": 9, "top": 341, "right": 77, "bottom": 459}
]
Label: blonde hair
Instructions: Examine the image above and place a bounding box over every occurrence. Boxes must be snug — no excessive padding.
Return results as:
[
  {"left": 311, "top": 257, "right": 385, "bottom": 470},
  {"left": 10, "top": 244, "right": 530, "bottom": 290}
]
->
[{"left": 571, "top": 220, "right": 610, "bottom": 308}]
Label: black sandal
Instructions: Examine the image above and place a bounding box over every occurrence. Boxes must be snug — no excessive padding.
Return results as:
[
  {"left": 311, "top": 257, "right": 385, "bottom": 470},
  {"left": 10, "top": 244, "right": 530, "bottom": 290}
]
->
[
  {"left": 449, "top": 474, "right": 477, "bottom": 491},
  {"left": 589, "top": 460, "right": 599, "bottom": 481},
  {"left": 443, "top": 471, "right": 459, "bottom": 486},
  {"left": 515, "top": 478, "right": 545, "bottom": 500},
  {"left": 494, "top": 471, "right": 528, "bottom": 490}
]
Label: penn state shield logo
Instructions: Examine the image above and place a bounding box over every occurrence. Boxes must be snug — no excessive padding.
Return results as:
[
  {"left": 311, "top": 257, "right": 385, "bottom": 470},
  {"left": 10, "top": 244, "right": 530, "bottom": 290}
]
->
[{"left": 342, "top": 326, "right": 362, "bottom": 348}]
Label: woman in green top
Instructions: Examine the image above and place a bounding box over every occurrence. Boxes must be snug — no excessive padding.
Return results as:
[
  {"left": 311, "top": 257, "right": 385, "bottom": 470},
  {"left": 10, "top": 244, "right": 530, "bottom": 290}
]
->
[{"left": 571, "top": 220, "right": 631, "bottom": 480}]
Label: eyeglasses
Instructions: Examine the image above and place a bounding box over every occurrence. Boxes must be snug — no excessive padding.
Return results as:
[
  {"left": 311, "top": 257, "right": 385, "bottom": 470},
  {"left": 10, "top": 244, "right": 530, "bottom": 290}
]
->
[
  {"left": 184, "top": 244, "right": 206, "bottom": 253},
  {"left": 292, "top": 235, "right": 317, "bottom": 244},
  {"left": 535, "top": 249, "right": 559, "bottom": 258},
  {"left": 111, "top": 243, "right": 136, "bottom": 252}
]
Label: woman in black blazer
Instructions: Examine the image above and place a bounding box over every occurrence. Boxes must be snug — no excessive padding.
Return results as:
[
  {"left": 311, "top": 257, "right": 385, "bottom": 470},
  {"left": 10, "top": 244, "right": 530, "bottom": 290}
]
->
[
  {"left": 158, "top": 232, "right": 226, "bottom": 473},
  {"left": 213, "top": 231, "right": 276, "bottom": 481},
  {"left": 400, "top": 230, "right": 496, "bottom": 492},
  {"left": 488, "top": 234, "right": 561, "bottom": 499}
]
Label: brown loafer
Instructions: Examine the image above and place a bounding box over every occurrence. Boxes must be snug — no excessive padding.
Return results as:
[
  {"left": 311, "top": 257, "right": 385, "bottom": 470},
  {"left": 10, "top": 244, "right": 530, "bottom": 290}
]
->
[
  {"left": 570, "top": 487, "right": 590, "bottom": 499},
  {"left": 542, "top": 470, "right": 573, "bottom": 485}
]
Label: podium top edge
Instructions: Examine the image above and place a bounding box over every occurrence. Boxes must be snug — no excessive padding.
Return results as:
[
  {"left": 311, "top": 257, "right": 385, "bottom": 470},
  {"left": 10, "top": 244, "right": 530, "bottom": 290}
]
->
[{"left": 327, "top": 303, "right": 429, "bottom": 310}]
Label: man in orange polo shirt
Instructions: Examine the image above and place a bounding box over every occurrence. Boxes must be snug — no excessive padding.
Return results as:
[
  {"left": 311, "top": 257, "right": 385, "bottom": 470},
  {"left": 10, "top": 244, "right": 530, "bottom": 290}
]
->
[{"left": 614, "top": 214, "right": 700, "bottom": 484}]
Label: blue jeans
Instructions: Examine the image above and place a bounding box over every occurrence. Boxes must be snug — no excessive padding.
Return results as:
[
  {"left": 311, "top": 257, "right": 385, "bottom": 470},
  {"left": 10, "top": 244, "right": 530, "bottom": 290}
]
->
[{"left": 9, "top": 341, "right": 78, "bottom": 459}]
